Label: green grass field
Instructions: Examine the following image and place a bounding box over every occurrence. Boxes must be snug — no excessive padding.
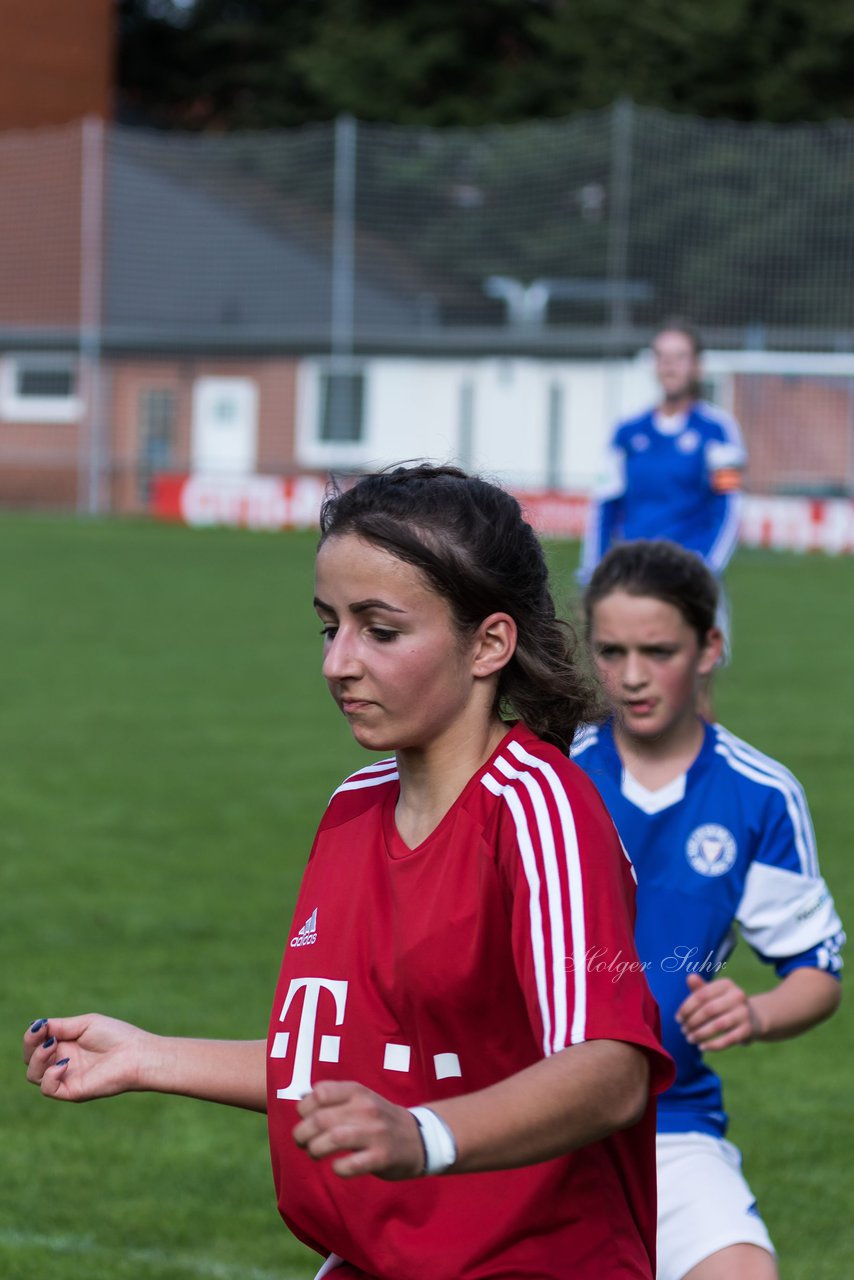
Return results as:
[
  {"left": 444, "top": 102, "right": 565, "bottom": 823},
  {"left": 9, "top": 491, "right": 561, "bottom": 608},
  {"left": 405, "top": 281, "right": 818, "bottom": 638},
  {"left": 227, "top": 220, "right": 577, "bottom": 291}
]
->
[{"left": 2, "top": 515, "right": 852, "bottom": 1280}]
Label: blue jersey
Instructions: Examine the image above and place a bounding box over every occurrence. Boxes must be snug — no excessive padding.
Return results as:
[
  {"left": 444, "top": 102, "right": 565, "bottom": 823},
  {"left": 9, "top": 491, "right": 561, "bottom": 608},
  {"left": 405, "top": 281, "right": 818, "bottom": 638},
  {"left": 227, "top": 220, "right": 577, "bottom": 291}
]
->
[
  {"left": 572, "top": 720, "right": 844, "bottom": 1137},
  {"left": 580, "top": 401, "right": 746, "bottom": 582}
]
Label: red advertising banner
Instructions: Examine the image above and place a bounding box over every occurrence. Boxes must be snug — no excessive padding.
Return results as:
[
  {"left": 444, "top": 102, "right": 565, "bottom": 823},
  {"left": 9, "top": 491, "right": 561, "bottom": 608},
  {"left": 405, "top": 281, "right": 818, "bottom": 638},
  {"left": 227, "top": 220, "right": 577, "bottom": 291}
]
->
[
  {"left": 151, "top": 473, "right": 330, "bottom": 532},
  {"left": 152, "top": 474, "right": 854, "bottom": 555}
]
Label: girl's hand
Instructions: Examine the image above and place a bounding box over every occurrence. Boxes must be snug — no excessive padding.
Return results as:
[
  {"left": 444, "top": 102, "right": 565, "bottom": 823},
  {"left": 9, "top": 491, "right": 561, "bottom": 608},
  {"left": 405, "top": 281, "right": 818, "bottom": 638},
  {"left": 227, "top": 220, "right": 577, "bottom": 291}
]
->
[
  {"left": 293, "top": 1080, "right": 426, "bottom": 1180},
  {"left": 23, "top": 1014, "right": 153, "bottom": 1101},
  {"left": 676, "top": 974, "right": 761, "bottom": 1051}
]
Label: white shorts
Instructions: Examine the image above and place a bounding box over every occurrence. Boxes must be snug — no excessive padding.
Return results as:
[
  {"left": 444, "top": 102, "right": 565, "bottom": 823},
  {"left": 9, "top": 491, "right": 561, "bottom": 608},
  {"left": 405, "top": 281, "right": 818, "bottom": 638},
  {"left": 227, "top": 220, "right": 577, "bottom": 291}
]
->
[{"left": 656, "top": 1132, "right": 775, "bottom": 1280}]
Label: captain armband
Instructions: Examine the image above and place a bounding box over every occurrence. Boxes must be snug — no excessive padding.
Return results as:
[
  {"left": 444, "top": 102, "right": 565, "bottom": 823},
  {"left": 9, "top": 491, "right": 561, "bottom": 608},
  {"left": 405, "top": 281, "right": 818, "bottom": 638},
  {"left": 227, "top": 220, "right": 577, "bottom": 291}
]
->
[{"left": 710, "top": 467, "right": 743, "bottom": 494}]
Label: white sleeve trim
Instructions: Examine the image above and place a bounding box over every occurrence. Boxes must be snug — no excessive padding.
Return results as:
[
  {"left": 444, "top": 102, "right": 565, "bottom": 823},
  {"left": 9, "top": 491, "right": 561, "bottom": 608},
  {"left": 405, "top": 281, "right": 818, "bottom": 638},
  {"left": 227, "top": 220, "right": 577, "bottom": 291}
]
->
[
  {"left": 706, "top": 438, "right": 747, "bottom": 470},
  {"left": 735, "top": 861, "right": 844, "bottom": 962}
]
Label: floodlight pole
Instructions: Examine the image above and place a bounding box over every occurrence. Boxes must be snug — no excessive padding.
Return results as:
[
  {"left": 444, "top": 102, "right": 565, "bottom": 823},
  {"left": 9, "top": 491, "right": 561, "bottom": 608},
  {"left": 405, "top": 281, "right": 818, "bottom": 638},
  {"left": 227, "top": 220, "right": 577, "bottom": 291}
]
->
[
  {"left": 606, "top": 97, "right": 634, "bottom": 341},
  {"left": 79, "top": 115, "right": 106, "bottom": 516},
  {"left": 331, "top": 114, "right": 357, "bottom": 366}
]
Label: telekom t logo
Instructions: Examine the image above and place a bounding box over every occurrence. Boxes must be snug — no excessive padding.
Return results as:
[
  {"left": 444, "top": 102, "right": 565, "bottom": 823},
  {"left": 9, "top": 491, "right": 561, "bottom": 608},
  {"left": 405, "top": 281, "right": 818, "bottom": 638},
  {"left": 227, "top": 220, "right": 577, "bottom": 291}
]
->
[{"left": 270, "top": 977, "right": 349, "bottom": 1099}]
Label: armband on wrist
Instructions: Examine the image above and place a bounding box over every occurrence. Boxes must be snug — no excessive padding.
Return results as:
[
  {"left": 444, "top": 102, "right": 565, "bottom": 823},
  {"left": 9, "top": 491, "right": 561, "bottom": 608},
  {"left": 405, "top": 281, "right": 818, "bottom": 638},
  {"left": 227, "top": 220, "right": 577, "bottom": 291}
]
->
[{"left": 408, "top": 1106, "right": 458, "bottom": 1175}]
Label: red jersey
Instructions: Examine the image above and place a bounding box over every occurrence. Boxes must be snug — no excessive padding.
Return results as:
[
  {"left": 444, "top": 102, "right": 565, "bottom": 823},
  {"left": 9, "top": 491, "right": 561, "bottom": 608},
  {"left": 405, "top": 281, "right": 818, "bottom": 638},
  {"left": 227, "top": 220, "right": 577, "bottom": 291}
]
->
[{"left": 267, "top": 724, "right": 673, "bottom": 1279}]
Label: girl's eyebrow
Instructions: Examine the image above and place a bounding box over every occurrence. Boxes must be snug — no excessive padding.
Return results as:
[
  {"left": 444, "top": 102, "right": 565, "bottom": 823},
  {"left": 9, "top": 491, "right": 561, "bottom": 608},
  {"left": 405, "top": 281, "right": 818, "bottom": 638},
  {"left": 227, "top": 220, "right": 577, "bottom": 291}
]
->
[{"left": 313, "top": 595, "right": 406, "bottom": 615}]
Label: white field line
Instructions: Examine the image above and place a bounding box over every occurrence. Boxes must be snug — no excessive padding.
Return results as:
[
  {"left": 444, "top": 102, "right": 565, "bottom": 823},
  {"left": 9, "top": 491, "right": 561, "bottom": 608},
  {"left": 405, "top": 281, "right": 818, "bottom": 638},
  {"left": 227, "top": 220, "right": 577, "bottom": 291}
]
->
[{"left": 0, "top": 1228, "right": 315, "bottom": 1280}]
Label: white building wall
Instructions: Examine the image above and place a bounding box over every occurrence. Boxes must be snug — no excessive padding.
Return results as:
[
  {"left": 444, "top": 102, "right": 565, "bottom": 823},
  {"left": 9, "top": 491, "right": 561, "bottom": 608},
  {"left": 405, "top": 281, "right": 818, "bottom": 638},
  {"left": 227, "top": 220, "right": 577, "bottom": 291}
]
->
[
  {"left": 368, "top": 358, "right": 472, "bottom": 470},
  {"left": 296, "top": 354, "right": 660, "bottom": 492}
]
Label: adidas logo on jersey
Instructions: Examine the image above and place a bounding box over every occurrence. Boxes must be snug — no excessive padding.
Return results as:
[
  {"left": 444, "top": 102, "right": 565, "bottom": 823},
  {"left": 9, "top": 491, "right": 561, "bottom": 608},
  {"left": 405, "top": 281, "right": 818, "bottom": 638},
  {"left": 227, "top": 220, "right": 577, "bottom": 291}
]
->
[{"left": 290, "top": 908, "right": 318, "bottom": 947}]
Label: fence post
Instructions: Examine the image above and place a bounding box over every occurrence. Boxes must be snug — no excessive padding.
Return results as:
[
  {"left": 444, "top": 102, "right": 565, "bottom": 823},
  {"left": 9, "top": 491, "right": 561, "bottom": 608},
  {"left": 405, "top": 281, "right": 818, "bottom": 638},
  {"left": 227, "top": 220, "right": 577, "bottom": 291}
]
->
[
  {"left": 606, "top": 96, "right": 634, "bottom": 343},
  {"left": 332, "top": 113, "right": 357, "bottom": 362},
  {"left": 79, "top": 114, "right": 106, "bottom": 515}
]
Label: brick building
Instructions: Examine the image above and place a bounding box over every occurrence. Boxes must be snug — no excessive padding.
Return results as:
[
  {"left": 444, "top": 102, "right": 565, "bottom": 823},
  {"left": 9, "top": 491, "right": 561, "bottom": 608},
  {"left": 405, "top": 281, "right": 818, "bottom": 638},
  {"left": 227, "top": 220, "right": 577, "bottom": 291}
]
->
[{"left": 0, "top": 0, "right": 113, "bottom": 130}]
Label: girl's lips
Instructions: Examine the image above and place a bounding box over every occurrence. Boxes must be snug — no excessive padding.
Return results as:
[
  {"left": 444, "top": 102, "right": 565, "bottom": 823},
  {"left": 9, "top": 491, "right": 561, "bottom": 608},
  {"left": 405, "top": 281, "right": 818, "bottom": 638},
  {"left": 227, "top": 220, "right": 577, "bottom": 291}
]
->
[
  {"left": 625, "top": 699, "right": 656, "bottom": 715},
  {"left": 341, "top": 698, "right": 375, "bottom": 714}
]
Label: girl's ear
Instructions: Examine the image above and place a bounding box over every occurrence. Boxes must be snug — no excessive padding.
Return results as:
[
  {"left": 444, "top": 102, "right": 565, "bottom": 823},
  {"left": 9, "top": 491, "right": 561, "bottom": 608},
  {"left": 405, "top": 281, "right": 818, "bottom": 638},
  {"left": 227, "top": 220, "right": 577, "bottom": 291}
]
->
[
  {"left": 472, "top": 612, "right": 517, "bottom": 679},
  {"left": 698, "top": 627, "right": 724, "bottom": 676}
]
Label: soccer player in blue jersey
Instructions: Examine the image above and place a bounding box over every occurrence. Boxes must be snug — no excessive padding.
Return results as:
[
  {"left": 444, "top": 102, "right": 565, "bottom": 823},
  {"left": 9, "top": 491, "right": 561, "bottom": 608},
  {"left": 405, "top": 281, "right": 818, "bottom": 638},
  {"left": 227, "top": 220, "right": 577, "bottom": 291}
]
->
[
  {"left": 579, "top": 321, "right": 746, "bottom": 587},
  {"left": 573, "top": 539, "right": 843, "bottom": 1280}
]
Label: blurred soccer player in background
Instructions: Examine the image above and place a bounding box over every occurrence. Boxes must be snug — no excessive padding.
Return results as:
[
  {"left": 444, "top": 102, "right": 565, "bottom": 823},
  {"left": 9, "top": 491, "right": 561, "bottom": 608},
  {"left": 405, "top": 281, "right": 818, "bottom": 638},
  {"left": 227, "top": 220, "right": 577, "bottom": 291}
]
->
[
  {"left": 579, "top": 319, "right": 746, "bottom": 715},
  {"left": 579, "top": 319, "right": 746, "bottom": 591}
]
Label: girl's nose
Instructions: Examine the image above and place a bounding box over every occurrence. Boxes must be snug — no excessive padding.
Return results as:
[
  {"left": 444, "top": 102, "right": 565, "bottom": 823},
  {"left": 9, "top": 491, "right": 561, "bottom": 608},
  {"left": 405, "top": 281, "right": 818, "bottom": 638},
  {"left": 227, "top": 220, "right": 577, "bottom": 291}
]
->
[
  {"left": 322, "top": 628, "right": 361, "bottom": 681},
  {"left": 622, "top": 652, "right": 647, "bottom": 689}
]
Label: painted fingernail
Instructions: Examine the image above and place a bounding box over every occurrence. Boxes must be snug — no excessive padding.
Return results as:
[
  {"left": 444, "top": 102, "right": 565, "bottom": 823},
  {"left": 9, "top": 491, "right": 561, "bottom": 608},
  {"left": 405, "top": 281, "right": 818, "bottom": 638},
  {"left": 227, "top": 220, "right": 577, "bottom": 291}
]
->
[
  {"left": 28, "top": 1019, "right": 48, "bottom": 1033},
  {"left": 42, "top": 1036, "right": 56, "bottom": 1049},
  {"left": 55, "top": 1058, "right": 70, "bottom": 1067}
]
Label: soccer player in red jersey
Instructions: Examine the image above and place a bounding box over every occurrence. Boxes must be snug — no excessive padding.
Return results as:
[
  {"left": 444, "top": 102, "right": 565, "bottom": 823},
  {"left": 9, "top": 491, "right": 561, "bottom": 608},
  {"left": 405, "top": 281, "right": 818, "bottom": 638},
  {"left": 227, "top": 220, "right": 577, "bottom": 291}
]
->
[{"left": 24, "top": 465, "right": 673, "bottom": 1279}]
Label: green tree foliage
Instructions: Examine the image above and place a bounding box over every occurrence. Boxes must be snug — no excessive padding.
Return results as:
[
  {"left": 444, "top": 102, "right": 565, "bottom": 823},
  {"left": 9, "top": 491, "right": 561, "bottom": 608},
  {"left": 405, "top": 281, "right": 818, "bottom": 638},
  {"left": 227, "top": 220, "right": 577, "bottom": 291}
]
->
[
  {"left": 115, "top": 3, "right": 854, "bottom": 337},
  {"left": 118, "top": 0, "right": 328, "bottom": 128},
  {"left": 346, "top": 108, "right": 854, "bottom": 330},
  {"left": 118, "top": 0, "right": 854, "bottom": 131}
]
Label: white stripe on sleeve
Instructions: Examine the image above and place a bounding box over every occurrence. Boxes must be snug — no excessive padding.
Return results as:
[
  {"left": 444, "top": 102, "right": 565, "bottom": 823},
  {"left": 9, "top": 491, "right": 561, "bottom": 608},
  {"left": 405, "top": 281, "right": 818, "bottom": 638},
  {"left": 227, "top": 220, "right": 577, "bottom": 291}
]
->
[
  {"left": 483, "top": 770, "right": 552, "bottom": 1056},
  {"left": 494, "top": 756, "right": 570, "bottom": 1052},
  {"left": 714, "top": 727, "right": 818, "bottom": 876},
  {"left": 507, "top": 740, "right": 588, "bottom": 1046},
  {"left": 707, "top": 489, "right": 743, "bottom": 574}
]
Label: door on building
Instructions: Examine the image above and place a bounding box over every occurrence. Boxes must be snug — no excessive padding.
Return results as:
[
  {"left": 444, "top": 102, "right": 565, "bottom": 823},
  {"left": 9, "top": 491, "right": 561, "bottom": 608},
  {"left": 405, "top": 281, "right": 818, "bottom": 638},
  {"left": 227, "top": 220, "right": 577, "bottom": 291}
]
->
[
  {"left": 138, "top": 387, "right": 176, "bottom": 503},
  {"left": 191, "top": 377, "right": 258, "bottom": 475}
]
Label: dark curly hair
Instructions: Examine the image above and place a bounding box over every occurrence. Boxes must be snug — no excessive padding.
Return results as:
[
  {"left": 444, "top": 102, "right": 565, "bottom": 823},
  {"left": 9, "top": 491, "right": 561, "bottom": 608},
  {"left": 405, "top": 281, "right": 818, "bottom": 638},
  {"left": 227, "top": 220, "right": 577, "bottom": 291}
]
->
[{"left": 319, "top": 464, "right": 600, "bottom": 751}]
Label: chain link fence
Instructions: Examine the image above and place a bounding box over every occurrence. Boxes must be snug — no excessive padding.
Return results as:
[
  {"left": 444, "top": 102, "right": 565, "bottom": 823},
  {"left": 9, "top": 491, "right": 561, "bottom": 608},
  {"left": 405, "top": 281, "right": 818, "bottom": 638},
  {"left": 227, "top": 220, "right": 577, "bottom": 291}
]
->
[{"left": 2, "top": 102, "right": 854, "bottom": 511}]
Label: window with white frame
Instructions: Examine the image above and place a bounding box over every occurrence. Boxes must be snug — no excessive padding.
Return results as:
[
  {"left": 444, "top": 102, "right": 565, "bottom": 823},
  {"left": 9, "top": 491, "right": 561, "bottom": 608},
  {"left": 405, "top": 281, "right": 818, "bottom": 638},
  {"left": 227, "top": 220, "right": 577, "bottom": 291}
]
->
[
  {"left": 0, "top": 354, "right": 81, "bottom": 423},
  {"left": 318, "top": 366, "right": 365, "bottom": 442}
]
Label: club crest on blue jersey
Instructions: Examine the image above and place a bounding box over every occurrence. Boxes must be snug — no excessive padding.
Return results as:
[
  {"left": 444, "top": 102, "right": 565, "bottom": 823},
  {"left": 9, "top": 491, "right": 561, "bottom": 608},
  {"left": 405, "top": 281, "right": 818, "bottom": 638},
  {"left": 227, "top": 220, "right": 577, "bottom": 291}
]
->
[
  {"left": 685, "top": 824, "right": 737, "bottom": 877},
  {"left": 676, "top": 428, "right": 701, "bottom": 453},
  {"left": 629, "top": 433, "right": 650, "bottom": 451}
]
